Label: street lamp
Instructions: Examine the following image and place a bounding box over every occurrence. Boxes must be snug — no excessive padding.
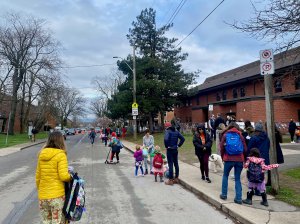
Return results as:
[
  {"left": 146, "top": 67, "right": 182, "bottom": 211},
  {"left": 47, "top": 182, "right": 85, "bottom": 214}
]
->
[{"left": 113, "top": 46, "right": 137, "bottom": 140}]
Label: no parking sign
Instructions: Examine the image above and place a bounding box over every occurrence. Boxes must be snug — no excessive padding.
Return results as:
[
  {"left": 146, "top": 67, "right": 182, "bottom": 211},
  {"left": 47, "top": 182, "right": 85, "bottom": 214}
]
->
[{"left": 260, "top": 49, "right": 274, "bottom": 75}]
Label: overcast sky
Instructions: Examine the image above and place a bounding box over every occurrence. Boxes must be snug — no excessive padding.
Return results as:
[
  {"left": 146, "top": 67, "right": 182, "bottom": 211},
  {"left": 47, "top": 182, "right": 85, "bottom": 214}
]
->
[{"left": 0, "top": 0, "right": 271, "bottom": 102}]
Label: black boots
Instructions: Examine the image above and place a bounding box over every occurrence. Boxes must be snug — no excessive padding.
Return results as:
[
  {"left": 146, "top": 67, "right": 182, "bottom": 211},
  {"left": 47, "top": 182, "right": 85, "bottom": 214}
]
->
[
  {"left": 145, "top": 169, "right": 148, "bottom": 175},
  {"left": 243, "top": 190, "right": 254, "bottom": 205},
  {"left": 261, "top": 192, "right": 269, "bottom": 206},
  {"left": 155, "top": 175, "right": 157, "bottom": 182}
]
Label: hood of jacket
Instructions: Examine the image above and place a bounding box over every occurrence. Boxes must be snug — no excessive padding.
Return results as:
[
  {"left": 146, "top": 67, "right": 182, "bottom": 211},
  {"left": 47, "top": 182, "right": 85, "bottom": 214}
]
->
[
  {"left": 247, "top": 156, "right": 264, "bottom": 164},
  {"left": 196, "top": 124, "right": 207, "bottom": 135},
  {"left": 256, "top": 131, "right": 268, "bottom": 140},
  {"left": 167, "top": 126, "right": 176, "bottom": 131},
  {"left": 39, "top": 148, "right": 66, "bottom": 161}
]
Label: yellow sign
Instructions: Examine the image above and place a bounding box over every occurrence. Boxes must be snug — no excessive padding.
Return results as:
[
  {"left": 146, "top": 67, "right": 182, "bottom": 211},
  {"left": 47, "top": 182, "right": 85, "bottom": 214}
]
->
[{"left": 132, "top": 103, "right": 138, "bottom": 108}]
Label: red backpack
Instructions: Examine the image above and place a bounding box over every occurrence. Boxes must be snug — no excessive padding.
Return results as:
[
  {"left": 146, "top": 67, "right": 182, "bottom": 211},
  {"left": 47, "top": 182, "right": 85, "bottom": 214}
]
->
[{"left": 153, "top": 154, "right": 163, "bottom": 169}]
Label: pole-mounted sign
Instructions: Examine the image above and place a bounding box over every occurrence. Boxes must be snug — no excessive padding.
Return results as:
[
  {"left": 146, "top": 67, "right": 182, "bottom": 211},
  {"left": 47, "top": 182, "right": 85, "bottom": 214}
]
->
[
  {"left": 132, "top": 102, "right": 138, "bottom": 116},
  {"left": 260, "top": 49, "right": 274, "bottom": 75}
]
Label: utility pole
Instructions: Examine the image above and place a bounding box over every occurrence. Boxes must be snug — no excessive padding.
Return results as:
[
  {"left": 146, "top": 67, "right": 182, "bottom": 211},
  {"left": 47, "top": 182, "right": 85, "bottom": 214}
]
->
[
  {"left": 260, "top": 49, "right": 279, "bottom": 194},
  {"left": 132, "top": 46, "right": 137, "bottom": 140}
]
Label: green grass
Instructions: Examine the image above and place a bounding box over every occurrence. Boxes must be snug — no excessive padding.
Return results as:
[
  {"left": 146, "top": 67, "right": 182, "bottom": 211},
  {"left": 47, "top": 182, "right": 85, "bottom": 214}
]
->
[
  {"left": 285, "top": 168, "right": 300, "bottom": 180},
  {"left": 0, "top": 132, "right": 48, "bottom": 149},
  {"left": 124, "top": 131, "right": 216, "bottom": 165},
  {"left": 270, "top": 186, "right": 300, "bottom": 207}
]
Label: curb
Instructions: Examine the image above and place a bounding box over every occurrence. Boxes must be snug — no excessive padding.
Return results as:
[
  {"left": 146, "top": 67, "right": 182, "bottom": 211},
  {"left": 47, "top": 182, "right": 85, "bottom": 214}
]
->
[
  {"left": 123, "top": 143, "right": 253, "bottom": 224},
  {"left": 20, "top": 140, "right": 47, "bottom": 150}
]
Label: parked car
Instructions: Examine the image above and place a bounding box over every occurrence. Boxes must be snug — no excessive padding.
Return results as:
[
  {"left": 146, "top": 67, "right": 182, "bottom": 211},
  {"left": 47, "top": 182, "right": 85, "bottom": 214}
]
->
[
  {"left": 67, "top": 128, "right": 76, "bottom": 135},
  {"left": 59, "top": 130, "right": 67, "bottom": 140}
]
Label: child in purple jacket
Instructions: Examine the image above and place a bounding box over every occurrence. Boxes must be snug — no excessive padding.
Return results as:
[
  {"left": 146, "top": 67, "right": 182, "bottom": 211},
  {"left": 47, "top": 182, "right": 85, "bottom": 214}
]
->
[{"left": 133, "top": 145, "right": 144, "bottom": 176}]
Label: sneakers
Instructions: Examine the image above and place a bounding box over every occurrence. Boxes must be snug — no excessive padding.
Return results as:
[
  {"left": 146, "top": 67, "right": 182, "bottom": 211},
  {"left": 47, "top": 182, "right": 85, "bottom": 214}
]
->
[
  {"left": 291, "top": 141, "right": 295, "bottom": 143},
  {"left": 165, "top": 179, "right": 174, "bottom": 185},
  {"left": 234, "top": 199, "right": 242, "bottom": 205},
  {"left": 220, "top": 194, "right": 227, "bottom": 200},
  {"left": 206, "top": 177, "right": 211, "bottom": 183},
  {"left": 201, "top": 176, "right": 205, "bottom": 180}
]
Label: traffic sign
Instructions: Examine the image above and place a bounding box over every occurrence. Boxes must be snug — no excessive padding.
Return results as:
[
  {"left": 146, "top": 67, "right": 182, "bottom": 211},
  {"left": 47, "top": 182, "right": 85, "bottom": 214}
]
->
[
  {"left": 260, "top": 61, "right": 274, "bottom": 75},
  {"left": 132, "top": 102, "right": 138, "bottom": 108},
  {"left": 132, "top": 108, "right": 138, "bottom": 116},
  {"left": 260, "top": 49, "right": 273, "bottom": 62}
]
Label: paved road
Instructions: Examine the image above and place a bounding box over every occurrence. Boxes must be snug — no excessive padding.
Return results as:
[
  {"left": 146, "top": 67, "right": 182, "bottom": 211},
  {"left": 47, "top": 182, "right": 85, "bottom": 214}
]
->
[{"left": 1, "top": 134, "right": 233, "bottom": 224}]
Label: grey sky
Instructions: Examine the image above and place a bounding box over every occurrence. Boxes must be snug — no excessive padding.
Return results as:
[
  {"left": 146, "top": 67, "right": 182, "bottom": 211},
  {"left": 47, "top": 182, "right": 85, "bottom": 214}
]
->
[{"left": 0, "top": 0, "right": 270, "bottom": 99}]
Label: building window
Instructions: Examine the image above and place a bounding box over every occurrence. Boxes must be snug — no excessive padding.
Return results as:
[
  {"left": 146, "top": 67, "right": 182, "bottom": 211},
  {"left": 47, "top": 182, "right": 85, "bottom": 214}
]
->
[
  {"left": 222, "top": 90, "right": 227, "bottom": 100},
  {"left": 240, "top": 87, "right": 246, "bottom": 97},
  {"left": 232, "top": 88, "right": 238, "bottom": 98},
  {"left": 216, "top": 93, "right": 220, "bottom": 101},
  {"left": 196, "top": 97, "right": 199, "bottom": 105},
  {"left": 274, "top": 80, "right": 282, "bottom": 93},
  {"left": 295, "top": 77, "right": 300, "bottom": 90}
]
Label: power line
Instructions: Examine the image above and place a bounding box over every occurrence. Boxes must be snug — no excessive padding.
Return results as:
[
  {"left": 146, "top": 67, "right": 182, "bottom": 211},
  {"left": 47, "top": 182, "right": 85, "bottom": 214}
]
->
[
  {"left": 0, "top": 63, "right": 115, "bottom": 70},
  {"left": 166, "top": 0, "right": 187, "bottom": 26},
  {"left": 176, "top": 0, "right": 225, "bottom": 47}
]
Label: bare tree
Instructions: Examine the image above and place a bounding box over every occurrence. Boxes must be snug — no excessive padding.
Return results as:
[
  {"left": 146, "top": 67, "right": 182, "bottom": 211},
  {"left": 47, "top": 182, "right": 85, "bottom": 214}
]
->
[
  {"left": 231, "top": 0, "right": 300, "bottom": 51},
  {"left": 90, "top": 97, "right": 107, "bottom": 118},
  {"left": 0, "top": 12, "right": 62, "bottom": 134},
  {"left": 54, "top": 86, "right": 86, "bottom": 129}
]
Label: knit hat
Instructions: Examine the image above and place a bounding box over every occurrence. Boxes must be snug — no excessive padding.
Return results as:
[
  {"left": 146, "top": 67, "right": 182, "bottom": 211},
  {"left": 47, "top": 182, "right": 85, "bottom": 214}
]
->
[
  {"left": 111, "top": 132, "right": 117, "bottom": 137},
  {"left": 254, "top": 122, "right": 264, "bottom": 132},
  {"left": 164, "top": 122, "right": 171, "bottom": 128}
]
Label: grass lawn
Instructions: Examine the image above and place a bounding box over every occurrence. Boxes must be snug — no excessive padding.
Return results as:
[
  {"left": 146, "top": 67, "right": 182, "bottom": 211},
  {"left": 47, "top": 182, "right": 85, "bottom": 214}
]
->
[
  {"left": 268, "top": 167, "right": 300, "bottom": 207},
  {"left": 0, "top": 132, "right": 48, "bottom": 149},
  {"left": 124, "top": 132, "right": 216, "bottom": 165}
]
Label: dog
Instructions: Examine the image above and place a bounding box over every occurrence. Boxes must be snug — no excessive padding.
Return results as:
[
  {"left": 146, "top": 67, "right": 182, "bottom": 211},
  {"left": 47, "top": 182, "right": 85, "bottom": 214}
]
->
[{"left": 209, "top": 154, "right": 223, "bottom": 173}]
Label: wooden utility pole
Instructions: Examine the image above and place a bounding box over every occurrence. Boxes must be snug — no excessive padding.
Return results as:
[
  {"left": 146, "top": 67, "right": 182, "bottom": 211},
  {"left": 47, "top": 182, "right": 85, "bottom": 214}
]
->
[
  {"left": 260, "top": 49, "right": 279, "bottom": 194},
  {"left": 132, "top": 46, "right": 137, "bottom": 140}
]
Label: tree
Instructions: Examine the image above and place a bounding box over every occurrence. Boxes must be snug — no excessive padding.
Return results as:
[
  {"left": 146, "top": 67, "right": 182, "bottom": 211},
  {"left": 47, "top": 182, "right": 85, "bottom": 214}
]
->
[
  {"left": 0, "top": 12, "right": 62, "bottom": 134},
  {"left": 231, "top": 0, "right": 300, "bottom": 51},
  {"left": 112, "top": 8, "right": 197, "bottom": 130},
  {"left": 90, "top": 97, "right": 107, "bottom": 118}
]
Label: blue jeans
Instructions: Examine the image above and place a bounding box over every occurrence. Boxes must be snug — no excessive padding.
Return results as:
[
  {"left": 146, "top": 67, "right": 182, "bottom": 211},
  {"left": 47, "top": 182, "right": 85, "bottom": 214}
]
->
[
  {"left": 167, "top": 149, "right": 179, "bottom": 179},
  {"left": 221, "top": 161, "right": 243, "bottom": 201}
]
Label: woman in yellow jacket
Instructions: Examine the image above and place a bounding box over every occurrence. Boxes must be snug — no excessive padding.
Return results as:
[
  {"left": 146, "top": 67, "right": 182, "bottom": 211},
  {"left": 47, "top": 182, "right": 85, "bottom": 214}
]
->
[{"left": 36, "top": 131, "right": 71, "bottom": 224}]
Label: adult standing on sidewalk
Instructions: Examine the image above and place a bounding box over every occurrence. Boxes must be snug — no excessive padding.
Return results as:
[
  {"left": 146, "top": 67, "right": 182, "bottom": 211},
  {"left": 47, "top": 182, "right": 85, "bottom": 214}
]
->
[
  {"left": 35, "top": 131, "right": 71, "bottom": 224},
  {"left": 164, "top": 121, "right": 185, "bottom": 185},
  {"left": 288, "top": 119, "right": 297, "bottom": 143},
  {"left": 193, "top": 123, "right": 213, "bottom": 183},
  {"left": 143, "top": 129, "right": 154, "bottom": 175},
  {"left": 220, "top": 122, "right": 247, "bottom": 204},
  {"left": 208, "top": 114, "right": 216, "bottom": 140}
]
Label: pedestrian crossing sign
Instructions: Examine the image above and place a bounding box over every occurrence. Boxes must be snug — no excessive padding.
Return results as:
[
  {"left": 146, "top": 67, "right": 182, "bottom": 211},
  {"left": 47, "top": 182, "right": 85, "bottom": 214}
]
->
[{"left": 132, "top": 103, "right": 138, "bottom": 108}]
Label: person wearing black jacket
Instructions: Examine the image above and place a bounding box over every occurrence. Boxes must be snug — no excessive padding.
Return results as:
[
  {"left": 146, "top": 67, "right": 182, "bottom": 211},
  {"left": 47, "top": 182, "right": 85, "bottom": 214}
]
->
[
  {"left": 214, "top": 113, "right": 225, "bottom": 130},
  {"left": 288, "top": 119, "right": 297, "bottom": 143},
  {"left": 164, "top": 122, "right": 185, "bottom": 185},
  {"left": 193, "top": 124, "right": 213, "bottom": 183}
]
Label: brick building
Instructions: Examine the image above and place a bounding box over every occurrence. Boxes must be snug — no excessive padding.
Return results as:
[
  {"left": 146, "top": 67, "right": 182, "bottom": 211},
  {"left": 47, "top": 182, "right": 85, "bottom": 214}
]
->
[{"left": 174, "top": 47, "right": 300, "bottom": 127}]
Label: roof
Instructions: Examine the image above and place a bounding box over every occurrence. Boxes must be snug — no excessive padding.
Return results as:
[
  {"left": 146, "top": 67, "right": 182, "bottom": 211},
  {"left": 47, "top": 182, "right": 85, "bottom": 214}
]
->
[{"left": 194, "top": 47, "right": 300, "bottom": 92}]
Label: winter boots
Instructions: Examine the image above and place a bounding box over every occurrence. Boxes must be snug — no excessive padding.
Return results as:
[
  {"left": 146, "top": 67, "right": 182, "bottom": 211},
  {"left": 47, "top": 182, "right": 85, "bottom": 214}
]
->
[
  {"left": 242, "top": 190, "right": 254, "bottom": 205},
  {"left": 160, "top": 175, "right": 164, "bottom": 182},
  {"left": 260, "top": 192, "right": 269, "bottom": 207}
]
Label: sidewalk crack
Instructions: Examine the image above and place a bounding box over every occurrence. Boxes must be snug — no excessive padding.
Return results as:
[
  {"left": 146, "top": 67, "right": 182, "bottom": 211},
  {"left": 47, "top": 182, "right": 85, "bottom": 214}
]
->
[{"left": 266, "top": 211, "right": 271, "bottom": 224}]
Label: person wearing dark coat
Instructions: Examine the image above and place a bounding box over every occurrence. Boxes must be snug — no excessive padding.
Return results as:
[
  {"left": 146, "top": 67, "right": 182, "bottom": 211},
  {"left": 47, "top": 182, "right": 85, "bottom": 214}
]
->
[
  {"left": 214, "top": 113, "right": 225, "bottom": 130},
  {"left": 164, "top": 122, "right": 185, "bottom": 185},
  {"left": 242, "top": 120, "right": 254, "bottom": 146},
  {"left": 275, "top": 126, "right": 284, "bottom": 164},
  {"left": 193, "top": 124, "right": 213, "bottom": 183},
  {"left": 248, "top": 122, "right": 272, "bottom": 188},
  {"left": 288, "top": 119, "right": 297, "bottom": 143}
]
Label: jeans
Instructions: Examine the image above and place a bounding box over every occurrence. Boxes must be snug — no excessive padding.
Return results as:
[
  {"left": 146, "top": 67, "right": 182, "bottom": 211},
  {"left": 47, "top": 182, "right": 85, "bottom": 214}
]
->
[
  {"left": 221, "top": 161, "right": 243, "bottom": 201},
  {"left": 144, "top": 148, "right": 154, "bottom": 171},
  {"left": 167, "top": 149, "right": 179, "bottom": 179}
]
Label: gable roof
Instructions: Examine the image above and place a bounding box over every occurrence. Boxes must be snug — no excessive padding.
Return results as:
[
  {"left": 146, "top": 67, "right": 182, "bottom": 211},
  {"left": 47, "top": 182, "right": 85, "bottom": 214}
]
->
[{"left": 195, "top": 47, "right": 300, "bottom": 92}]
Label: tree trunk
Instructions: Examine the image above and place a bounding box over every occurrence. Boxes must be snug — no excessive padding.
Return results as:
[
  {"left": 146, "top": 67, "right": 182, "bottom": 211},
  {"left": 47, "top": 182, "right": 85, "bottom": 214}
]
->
[
  {"left": 160, "top": 110, "right": 165, "bottom": 131},
  {"left": 148, "top": 113, "right": 154, "bottom": 132}
]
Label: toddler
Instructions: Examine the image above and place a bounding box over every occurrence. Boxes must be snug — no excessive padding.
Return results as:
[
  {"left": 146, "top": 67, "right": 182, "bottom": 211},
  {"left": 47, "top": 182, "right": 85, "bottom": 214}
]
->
[
  {"left": 133, "top": 145, "right": 144, "bottom": 176},
  {"left": 150, "top": 146, "right": 166, "bottom": 182},
  {"left": 242, "top": 148, "right": 279, "bottom": 206}
]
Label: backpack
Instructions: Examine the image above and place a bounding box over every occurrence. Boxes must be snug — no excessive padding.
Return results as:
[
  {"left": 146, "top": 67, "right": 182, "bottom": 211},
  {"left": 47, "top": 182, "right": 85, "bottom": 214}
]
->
[
  {"left": 153, "top": 154, "right": 163, "bottom": 169},
  {"left": 247, "top": 162, "right": 264, "bottom": 183},
  {"left": 63, "top": 173, "right": 86, "bottom": 221},
  {"left": 225, "top": 132, "right": 244, "bottom": 155}
]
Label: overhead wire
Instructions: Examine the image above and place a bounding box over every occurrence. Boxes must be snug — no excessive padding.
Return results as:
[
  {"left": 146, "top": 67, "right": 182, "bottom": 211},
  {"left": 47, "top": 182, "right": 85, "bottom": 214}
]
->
[
  {"left": 176, "top": 0, "right": 226, "bottom": 47},
  {"left": 166, "top": 0, "right": 187, "bottom": 26}
]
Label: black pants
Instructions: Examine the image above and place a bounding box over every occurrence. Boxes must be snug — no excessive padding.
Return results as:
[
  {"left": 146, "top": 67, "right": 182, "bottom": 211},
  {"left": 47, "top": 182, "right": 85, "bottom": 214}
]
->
[
  {"left": 196, "top": 153, "right": 209, "bottom": 178},
  {"left": 289, "top": 131, "right": 295, "bottom": 141},
  {"left": 111, "top": 151, "right": 120, "bottom": 161},
  {"left": 167, "top": 149, "right": 179, "bottom": 179}
]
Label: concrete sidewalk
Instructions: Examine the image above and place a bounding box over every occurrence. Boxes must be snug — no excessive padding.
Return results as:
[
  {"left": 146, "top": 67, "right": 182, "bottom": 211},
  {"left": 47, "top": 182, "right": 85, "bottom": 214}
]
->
[
  {"left": 0, "top": 139, "right": 46, "bottom": 157},
  {"left": 122, "top": 140, "right": 300, "bottom": 224}
]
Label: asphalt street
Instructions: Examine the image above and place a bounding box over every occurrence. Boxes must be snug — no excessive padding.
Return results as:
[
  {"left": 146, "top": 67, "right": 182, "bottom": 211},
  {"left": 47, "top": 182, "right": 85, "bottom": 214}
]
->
[{"left": 0, "top": 134, "right": 234, "bottom": 224}]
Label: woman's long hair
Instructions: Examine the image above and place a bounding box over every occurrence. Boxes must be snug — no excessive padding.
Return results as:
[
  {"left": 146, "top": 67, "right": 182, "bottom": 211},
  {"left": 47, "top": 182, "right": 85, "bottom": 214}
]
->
[{"left": 43, "top": 131, "right": 66, "bottom": 153}]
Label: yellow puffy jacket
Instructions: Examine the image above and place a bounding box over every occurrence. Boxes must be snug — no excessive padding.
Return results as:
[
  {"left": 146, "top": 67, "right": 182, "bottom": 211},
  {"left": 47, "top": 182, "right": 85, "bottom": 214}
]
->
[{"left": 36, "top": 147, "right": 71, "bottom": 200}]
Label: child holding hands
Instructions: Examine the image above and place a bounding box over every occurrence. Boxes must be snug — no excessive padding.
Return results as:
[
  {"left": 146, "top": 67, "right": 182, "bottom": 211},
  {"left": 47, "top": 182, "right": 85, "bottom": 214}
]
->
[
  {"left": 150, "top": 146, "right": 166, "bottom": 182},
  {"left": 242, "top": 148, "right": 279, "bottom": 206},
  {"left": 133, "top": 145, "right": 144, "bottom": 176}
]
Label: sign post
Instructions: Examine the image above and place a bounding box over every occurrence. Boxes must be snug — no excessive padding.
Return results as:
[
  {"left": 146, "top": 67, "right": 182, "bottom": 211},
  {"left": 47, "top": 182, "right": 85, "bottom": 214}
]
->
[
  {"left": 260, "top": 49, "right": 279, "bottom": 194},
  {"left": 132, "top": 102, "right": 138, "bottom": 140}
]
